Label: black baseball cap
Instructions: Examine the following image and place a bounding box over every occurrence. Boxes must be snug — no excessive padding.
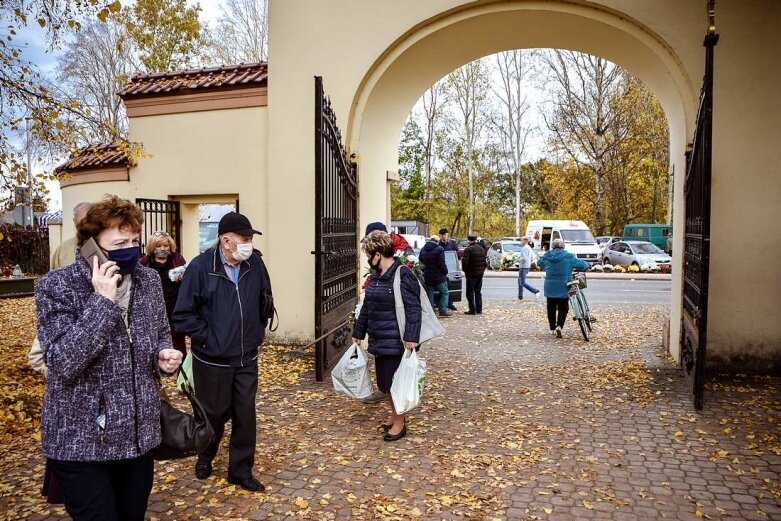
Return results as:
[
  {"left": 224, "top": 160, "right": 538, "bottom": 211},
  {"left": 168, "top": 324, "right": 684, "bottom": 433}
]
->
[{"left": 218, "top": 212, "right": 262, "bottom": 236}]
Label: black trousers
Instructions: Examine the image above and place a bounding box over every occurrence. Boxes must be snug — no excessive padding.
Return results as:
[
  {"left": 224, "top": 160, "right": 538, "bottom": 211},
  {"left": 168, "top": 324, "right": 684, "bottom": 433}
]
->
[
  {"left": 192, "top": 357, "right": 258, "bottom": 479},
  {"left": 547, "top": 297, "right": 570, "bottom": 330},
  {"left": 465, "top": 276, "right": 484, "bottom": 313},
  {"left": 50, "top": 452, "right": 154, "bottom": 521}
]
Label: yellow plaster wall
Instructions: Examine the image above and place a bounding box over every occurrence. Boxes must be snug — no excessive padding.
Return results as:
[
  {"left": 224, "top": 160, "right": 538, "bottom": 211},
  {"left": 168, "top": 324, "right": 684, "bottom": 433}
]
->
[
  {"left": 269, "top": 0, "right": 781, "bottom": 369},
  {"left": 127, "top": 107, "right": 268, "bottom": 267}
]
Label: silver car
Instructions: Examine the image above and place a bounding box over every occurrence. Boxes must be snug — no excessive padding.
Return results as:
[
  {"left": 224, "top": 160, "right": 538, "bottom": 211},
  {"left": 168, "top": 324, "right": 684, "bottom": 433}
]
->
[
  {"left": 487, "top": 241, "right": 525, "bottom": 270},
  {"left": 603, "top": 240, "right": 672, "bottom": 268}
]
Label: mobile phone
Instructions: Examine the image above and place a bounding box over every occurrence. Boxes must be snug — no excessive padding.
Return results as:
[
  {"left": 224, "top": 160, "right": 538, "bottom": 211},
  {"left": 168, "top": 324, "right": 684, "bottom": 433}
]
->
[{"left": 81, "top": 237, "right": 110, "bottom": 268}]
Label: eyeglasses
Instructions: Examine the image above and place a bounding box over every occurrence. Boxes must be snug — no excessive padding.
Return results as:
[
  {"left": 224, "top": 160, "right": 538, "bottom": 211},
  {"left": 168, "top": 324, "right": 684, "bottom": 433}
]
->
[{"left": 152, "top": 230, "right": 170, "bottom": 237}]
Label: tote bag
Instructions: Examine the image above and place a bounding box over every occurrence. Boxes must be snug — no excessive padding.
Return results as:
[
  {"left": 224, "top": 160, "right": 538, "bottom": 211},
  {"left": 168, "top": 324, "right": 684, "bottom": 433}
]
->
[{"left": 393, "top": 266, "right": 444, "bottom": 344}]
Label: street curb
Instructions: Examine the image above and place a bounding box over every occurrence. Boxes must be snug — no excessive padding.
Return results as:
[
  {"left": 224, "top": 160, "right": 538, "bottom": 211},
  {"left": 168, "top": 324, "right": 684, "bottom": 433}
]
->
[{"left": 482, "top": 271, "right": 672, "bottom": 281}]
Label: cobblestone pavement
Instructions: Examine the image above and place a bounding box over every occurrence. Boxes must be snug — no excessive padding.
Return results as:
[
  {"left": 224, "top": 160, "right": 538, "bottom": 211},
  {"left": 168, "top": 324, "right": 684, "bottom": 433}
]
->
[{"left": 3, "top": 300, "right": 780, "bottom": 520}]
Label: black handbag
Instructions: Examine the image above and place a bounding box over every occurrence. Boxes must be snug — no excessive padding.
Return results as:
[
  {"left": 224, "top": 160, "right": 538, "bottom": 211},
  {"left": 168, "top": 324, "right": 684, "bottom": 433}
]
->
[{"left": 154, "top": 370, "right": 215, "bottom": 461}]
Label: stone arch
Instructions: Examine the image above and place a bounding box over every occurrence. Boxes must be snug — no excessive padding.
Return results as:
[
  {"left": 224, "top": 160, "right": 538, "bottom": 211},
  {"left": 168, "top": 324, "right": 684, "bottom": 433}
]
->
[{"left": 346, "top": 0, "right": 696, "bottom": 359}]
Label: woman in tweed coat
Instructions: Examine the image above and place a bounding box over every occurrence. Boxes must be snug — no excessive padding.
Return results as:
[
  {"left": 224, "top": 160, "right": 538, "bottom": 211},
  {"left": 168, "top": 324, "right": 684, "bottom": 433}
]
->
[{"left": 35, "top": 195, "right": 183, "bottom": 521}]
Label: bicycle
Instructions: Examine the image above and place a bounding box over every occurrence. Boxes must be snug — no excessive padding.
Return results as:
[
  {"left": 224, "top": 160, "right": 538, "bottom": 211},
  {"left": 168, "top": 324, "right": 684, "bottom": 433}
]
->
[{"left": 566, "top": 271, "right": 593, "bottom": 341}]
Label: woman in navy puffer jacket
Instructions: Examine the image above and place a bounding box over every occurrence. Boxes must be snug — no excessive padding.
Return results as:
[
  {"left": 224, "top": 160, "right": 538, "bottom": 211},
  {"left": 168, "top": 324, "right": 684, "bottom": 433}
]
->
[{"left": 352, "top": 231, "right": 421, "bottom": 442}]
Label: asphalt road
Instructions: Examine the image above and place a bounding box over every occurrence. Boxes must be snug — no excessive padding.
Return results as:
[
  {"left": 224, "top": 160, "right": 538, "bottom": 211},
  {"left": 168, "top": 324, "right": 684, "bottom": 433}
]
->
[{"left": 479, "top": 276, "right": 671, "bottom": 306}]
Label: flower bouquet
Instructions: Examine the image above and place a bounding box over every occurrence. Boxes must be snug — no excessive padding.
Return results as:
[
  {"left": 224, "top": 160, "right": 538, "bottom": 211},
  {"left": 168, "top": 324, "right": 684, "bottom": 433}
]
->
[
  {"left": 602, "top": 263, "right": 614, "bottom": 272},
  {"left": 395, "top": 251, "right": 425, "bottom": 284},
  {"left": 590, "top": 264, "right": 604, "bottom": 272},
  {"left": 499, "top": 251, "right": 520, "bottom": 271}
]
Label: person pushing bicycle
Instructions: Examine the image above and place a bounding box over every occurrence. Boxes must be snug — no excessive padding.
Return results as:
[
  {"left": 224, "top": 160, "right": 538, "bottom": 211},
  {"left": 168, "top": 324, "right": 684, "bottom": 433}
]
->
[{"left": 537, "top": 238, "right": 591, "bottom": 338}]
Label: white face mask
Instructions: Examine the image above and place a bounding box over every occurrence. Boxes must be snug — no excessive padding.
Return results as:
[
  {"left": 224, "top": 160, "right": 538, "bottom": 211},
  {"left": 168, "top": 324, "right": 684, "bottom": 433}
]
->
[{"left": 233, "top": 241, "right": 254, "bottom": 261}]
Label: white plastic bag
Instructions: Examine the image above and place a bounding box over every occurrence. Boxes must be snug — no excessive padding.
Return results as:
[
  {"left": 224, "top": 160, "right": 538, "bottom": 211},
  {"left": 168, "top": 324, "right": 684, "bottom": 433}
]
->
[
  {"left": 393, "top": 267, "right": 444, "bottom": 344},
  {"left": 331, "top": 343, "right": 372, "bottom": 399},
  {"left": 390, "top": 350, "right": 426, "bottom": 414}
]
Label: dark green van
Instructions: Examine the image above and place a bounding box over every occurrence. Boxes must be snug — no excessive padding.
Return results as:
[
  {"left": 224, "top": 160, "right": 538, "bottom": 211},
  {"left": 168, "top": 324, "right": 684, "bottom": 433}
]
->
[{"left": 622, "top": 224, "right": 672, "bottom": 250}]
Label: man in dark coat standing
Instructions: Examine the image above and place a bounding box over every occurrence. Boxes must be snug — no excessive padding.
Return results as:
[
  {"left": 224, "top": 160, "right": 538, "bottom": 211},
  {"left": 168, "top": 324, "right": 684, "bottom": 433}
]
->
[
  {"left": 419, "top": 236, "right": 452, "bottom": 317},
  {"left": 438, "top": 227, "right": 458, "bottom": 311},
  {"left": 173, "top": 212, "right": 271, "bottom": 492},
  {"left": 461, "top": 232, "right": 487, "bottom": 315}
]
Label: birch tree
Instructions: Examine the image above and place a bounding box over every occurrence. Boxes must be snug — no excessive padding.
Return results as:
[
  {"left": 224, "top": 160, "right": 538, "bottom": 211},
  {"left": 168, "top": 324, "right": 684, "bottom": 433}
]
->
[
  {"left": 493, "top": 50, "right": 534, "bottom": 236},
  {"left": 420, "top": 80, "right": 448, "bottom": 226},
  {"left": 206, "top": 0, "right": 268, "bottom": 64},
  {"left": 447, "top": 59, "right": 490, "bottom": 232},
  {"left": 55, "top": 18, "right": 133, "bottom": 142}
]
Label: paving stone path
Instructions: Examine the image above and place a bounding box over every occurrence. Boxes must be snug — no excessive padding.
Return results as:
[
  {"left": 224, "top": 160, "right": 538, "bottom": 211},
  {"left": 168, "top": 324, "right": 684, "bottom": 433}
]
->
[{"left": 4, "top": 300, "right": 780, "bottom": 520}]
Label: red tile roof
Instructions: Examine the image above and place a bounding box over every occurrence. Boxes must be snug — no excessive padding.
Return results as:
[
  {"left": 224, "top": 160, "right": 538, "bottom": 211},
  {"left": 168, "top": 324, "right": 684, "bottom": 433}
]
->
[
  {"left": 118, "top": 62, "right": 268, "bottom": 98},
  {"left": 54, "top": 141, "right": 138, "bottom": 175}
]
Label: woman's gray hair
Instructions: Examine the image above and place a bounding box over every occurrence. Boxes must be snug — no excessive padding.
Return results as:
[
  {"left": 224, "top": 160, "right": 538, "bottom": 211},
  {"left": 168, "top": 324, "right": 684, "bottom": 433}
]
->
[{"left": 552, "top": 238, "right": 566, "bottom": 249}]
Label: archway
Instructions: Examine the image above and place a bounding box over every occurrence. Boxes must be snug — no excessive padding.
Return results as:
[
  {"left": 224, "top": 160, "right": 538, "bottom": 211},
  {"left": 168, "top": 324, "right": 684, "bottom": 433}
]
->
[{"left": 347, "top": 1, "right": 696, "bottom": 361}]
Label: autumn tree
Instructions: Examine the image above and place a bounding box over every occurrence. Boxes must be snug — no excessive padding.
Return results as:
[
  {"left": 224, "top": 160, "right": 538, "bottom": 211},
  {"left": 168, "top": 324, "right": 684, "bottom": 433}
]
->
[
  {"left": 54, "top": 16, "right": 133, "bottom": 142},
  {"left": 541, "top": 50, "right": 632, "bottom": 235},
  {"left": 391, "top": 118, "right": 426, "bottom": 222},
  {"left": 123, "top": 0, "right": 204, "bottom": 73},
  {"left": 206, "top": 0, "right": 268, "bottom": 64},
  {"left": 0, "top": 0, "right": 122, "bottom": 209}
]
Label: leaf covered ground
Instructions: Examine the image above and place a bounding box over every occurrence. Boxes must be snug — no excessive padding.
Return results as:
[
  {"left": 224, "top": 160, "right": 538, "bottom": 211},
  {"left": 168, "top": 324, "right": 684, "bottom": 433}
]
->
[{"left": 0, "top": 297, "right": 779, "bottom": 520}]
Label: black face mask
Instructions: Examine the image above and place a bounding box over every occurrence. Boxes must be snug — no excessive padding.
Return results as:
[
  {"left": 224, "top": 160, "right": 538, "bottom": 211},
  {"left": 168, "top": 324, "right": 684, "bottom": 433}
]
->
[{"left": 368, "top": 254, "right": 382, "bottom": 273}]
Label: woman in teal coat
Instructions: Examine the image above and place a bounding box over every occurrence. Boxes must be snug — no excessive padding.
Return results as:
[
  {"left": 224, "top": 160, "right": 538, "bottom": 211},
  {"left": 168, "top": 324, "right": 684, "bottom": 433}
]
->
[{"left": 537, "top": 238, "right": 590, "bottom": 337}]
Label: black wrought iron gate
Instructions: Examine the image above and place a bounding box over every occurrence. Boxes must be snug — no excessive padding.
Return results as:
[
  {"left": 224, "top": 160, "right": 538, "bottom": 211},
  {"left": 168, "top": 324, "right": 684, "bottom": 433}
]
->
[
  {"left": 312, "top": 76, "right": 359, "bottom": 381},
  {"left": 681, "top": 4, "right": 719, "bottom": 410},
  {"left": 136, "top": 198, "right": 182, "bottom": 254}
]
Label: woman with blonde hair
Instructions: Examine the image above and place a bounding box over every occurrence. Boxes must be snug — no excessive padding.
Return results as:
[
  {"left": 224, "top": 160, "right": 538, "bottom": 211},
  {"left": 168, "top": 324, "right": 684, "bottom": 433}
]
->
[
  {"left": 352, "top": 230, "right": 422, "bottom": 442},
  {"left": 139, "top": 230, "right": 187, "bottom": 355}
]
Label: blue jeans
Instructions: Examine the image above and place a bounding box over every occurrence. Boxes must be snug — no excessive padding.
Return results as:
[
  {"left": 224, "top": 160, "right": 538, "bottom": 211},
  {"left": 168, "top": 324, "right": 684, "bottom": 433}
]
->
[
  {"left": 518, "top": 268, "right": 539, "bottom": 299},
  {"left": 426, "top": 281, "right": 450, "bottom": 313}
]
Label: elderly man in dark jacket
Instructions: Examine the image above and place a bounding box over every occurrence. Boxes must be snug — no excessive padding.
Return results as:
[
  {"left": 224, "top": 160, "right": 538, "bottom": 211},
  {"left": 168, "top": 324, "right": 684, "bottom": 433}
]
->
[
  {"left": 461, "top": 232, "right": 487, "bottom": 315},
  {"left": 173, "top": 212, "right": 271, "bottom": 492},
  {"left": 419, "top": 236, "right": 451, "bottom": 317}
]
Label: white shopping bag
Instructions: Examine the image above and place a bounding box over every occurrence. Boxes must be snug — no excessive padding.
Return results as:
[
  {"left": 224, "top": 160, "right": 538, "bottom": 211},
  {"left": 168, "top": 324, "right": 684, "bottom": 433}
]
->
[
  {"left": 390, "top": 350, "right": 426, "bottom": 414},
  {"left": 331, "top": 343, "right": 372, "bottom": 399}
]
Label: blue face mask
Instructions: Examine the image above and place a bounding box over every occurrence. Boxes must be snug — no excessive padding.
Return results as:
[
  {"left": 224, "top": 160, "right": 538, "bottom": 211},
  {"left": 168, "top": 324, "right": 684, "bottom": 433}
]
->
[{"left": 107, "top": 246, "right": 140, "bottom": 275}]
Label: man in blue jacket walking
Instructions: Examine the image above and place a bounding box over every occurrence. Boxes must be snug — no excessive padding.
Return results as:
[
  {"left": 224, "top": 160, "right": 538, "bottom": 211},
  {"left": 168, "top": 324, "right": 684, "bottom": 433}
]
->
[
  {"left": 537, "top": 238, "right": 590, "bottom": 338},
  {"left": 173, "top": 212, "right": 271, "bottom": 492}
]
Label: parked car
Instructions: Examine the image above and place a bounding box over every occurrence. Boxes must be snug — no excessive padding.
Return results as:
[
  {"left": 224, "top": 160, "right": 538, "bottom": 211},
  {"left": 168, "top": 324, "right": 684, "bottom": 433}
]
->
[
  {"left": 595, "top": 236, "right": 621, "bottom": 261},
  {"left": 486, "top": 241, "right": 526, "bottom": 271},
  {"left": 456, "top": 239, "right": 469, "bottom": 259},
  {"left": 602, "top": 240, "right": 672, "bottom": 269},
  {"left": 622, "top": 223, "right": 672, "bottom": 251},
  {"left": 596, "top": 236, "right": 620, "bottom": 247},
  {"left": 420, "top": 249, "right": 462, "bottom": 303}
]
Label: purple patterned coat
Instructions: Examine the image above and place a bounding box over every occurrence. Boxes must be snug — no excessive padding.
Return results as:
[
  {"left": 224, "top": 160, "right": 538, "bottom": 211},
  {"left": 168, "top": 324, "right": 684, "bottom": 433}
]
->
[{"left": 35, "top": 251, "right": 173, "bottom": 461}]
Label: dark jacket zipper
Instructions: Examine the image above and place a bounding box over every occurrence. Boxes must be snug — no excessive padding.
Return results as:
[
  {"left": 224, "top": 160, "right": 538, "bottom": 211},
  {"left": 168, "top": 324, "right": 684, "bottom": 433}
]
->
[{"left": 208, "top": 264, "right": 252, "bottom": 366}]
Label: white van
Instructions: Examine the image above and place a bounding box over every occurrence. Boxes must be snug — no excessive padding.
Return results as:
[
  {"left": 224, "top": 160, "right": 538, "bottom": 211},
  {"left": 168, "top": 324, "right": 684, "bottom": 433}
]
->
[
  {"left": 401, "top": 234, "right": 427, "bottom": 251},
  {"left": 525, "top": 220, "right": 601, "bottom": 265}
]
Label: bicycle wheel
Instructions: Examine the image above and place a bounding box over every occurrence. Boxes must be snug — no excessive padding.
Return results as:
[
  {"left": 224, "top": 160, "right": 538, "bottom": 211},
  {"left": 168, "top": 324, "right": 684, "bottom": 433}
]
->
[
  {"left": 579, "top": 292, "right": 593, "bottom": 332},
  {"left": 578, "top": 317, "right": 590, "bottom": 341}
]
